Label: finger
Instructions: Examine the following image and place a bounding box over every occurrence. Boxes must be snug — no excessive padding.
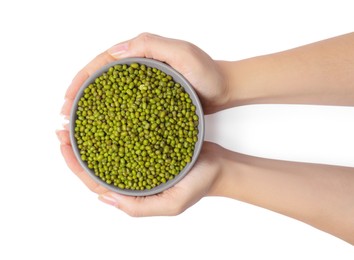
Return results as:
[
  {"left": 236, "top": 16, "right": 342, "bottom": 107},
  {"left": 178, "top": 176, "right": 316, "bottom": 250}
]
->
[
  {"left": 97, "top": 163, "right": 210, "bottom": 217},
  {"left": 98, "top": 188, "right": 186, "bottom": 217},
  {"left": 60, "top": 122, "right": 70, "bottom": 131},
  {"left": 60, "top": 99, "right": 73, "bottom": 118},
  {"left": 60, "top": 141, "right": 83, "bottom": 174},
  {"left": 108, "top": 33, "right": 197, "bottom": 73},
  {"left": 97, "top": 142, "right": 222, "bottom": 216},
  {"left": 65, "top": 51, "right": 116, "bottom": 101},
  {"left": 60, "top": 143, "right": 108, "bottom": 194},
  {"left": 56, "top": 129, "right": 71, "bottom": 145}
]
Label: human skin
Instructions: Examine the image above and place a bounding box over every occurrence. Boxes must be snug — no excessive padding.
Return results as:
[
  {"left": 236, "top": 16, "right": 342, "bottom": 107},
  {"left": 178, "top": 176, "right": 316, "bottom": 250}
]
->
[
  {"left": 220, "top": 32, "right": 354, "bottom": 107},
  {"left": 58, "top": 32, "right": 354, "bottom": 245}
]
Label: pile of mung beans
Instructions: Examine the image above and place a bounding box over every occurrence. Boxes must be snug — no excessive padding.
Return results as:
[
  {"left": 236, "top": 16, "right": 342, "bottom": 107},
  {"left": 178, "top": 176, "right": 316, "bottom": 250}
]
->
[{"left": 74, "top": 63, "right": 199, "bottom": 191}]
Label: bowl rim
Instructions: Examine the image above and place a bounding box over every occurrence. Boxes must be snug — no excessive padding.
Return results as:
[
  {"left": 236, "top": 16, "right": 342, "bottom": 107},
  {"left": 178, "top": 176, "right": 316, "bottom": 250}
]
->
[{"left": 70, "top": 57, "right": 205, "bottom": 196}]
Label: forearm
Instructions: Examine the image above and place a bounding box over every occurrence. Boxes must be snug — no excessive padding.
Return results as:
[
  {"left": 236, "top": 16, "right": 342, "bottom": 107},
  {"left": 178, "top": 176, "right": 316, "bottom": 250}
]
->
[
  {"left": 209, "top": 150, "right": 354, "bottom": 244},
  {"left": 219, "top": 32, "right": 354, "bottom": 107}
]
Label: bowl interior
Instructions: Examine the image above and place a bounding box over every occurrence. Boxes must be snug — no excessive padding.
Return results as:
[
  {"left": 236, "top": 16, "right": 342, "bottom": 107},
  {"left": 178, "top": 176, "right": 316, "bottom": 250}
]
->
[{"left": 70, "top": 58, "right": 204, "bottom": 196}]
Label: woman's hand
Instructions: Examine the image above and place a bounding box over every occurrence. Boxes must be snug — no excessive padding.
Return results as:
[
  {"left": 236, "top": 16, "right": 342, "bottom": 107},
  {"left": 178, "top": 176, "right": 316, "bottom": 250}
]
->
[
  {"left": 61, "top": 33, "right": 230, "bottom": 118},
  {"left": 58, "top": 124, "right": 223, "bottom": 216},
  {"left": 97, "top": 142, "right": 223, "bottom": 217},
  {"left": 106, "top": 33, "right": 229, "bottom": 114}
]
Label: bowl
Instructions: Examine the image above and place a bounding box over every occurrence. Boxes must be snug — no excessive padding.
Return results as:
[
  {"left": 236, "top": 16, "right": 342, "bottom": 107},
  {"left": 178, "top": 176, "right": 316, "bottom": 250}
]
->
[{"left": 70, "top": 57, "right": 204, "bottom": 196}]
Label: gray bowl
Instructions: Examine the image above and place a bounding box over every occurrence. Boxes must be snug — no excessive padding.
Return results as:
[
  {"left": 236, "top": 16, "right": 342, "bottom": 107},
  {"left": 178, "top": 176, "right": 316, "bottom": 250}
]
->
[{"left": 70, "top": 57, "right": 205, "bottom": 196}]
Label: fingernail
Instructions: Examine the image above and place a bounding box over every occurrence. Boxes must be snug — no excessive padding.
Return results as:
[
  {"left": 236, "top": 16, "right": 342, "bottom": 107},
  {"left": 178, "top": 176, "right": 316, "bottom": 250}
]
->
[
  {"left": 99, "top": 194, "right": 118, "bottom": 206},
  {"left": 108, "top": 42, "right": 129, "bottom": 58}
]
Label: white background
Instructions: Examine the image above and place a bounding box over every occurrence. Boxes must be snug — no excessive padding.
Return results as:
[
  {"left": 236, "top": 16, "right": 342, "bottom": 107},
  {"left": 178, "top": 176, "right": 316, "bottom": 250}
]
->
[{"left": 0, "top": 0, "right": 353, "bottom": 259}]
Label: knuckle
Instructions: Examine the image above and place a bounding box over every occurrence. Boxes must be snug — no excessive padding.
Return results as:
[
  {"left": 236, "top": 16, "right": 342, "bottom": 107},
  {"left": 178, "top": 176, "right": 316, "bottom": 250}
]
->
[
  {"left": 134, "top": 32, "right": 158, "bottom": 58},
  {"left": 165, "top": 201, "right": 186, "bottom": 216},
  {"left": 169, "top": 206, "right": 184, "bottom": 216},
  {"left": 180, "top": 41, "right": 198, "bottom": 54},
  {"left": 137, "top": 32, "right": 156, "bottom": 43}
]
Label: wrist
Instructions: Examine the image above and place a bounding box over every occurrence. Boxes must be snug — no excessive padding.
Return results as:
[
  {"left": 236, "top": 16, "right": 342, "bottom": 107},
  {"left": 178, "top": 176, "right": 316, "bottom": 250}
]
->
[
  {"left": 206, "top": 147, "right": 241, "bottom": 198},
  {"left": 215, "top": 60, "right": 234, "bottom": 110},
  {"left": 216, "top": 60, "right": 255, "bottom": 109},
  {"left": 216, "top": 56, "right": 280, "bottom": 107}
]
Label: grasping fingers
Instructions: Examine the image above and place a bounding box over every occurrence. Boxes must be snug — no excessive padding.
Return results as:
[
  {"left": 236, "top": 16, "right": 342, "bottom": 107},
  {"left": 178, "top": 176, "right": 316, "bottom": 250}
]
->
[
  {"left": 57, "top": 129, "right": 108, "bottom": 194},
  {"left": 61, "top": 51, "right": 116, "bottom": 118},
  {"left": 97, "top": 142, "right": 223, "bottom": 217}
]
